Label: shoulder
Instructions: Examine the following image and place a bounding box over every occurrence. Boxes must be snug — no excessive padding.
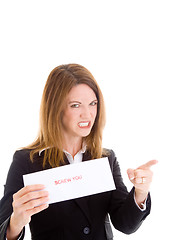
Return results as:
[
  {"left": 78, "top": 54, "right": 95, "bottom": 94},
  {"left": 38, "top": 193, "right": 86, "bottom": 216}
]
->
[
  {"left": 13, "top": 148, "right": 31, "bottom": 161},
  {"left": 103, "top": 149, "right": 128, "bottom": 191},
  {"left": 5, "top": 149, "right": 43, "bottom": 189},
  {"left": 13, "top": 149, "right": 44, "bottom": 174},
  {"left": 3, "top": 149, "right": 32, "bottom": 193},
  {"left": 102, "top": 148, "right": 118, "bottom": 170},
  {"left": 9, "top": 149, "right": 32, "bottom": 176},
  {"left": 102, "top": 148, "right": 116, "bottom": 161},
  {"left": 13, "top": 149, "right": 32, "bottom": 169}
]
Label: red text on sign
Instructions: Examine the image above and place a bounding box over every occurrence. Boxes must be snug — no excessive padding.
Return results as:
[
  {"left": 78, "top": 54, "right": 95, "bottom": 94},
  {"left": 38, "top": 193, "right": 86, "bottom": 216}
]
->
[{"left": 54, "top": 175, "right": 82, "bottom": 185}]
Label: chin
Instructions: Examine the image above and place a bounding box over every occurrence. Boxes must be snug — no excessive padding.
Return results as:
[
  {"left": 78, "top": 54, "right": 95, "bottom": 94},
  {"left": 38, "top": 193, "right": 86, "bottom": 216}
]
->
[{"left": 79, "top": 130, "right": 91, "bottom": 138}]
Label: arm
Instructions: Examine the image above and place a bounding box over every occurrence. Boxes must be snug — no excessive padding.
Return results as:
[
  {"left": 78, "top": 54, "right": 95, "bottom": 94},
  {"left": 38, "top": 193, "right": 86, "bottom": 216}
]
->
[
  {"left": 0, "top": 193, "right": 24, "bottom": 240},
  {"left": 0, "top": 151, "right": 49, "bottom": 240},
  {"left": 107, "top": 150, "right": 152, "bottom": 234},
  {"left": 0, "top": 217, "right": 25, "bottom": 240},
  {"left": 0, "top": 151, "right": 24, "bottom": 240}
]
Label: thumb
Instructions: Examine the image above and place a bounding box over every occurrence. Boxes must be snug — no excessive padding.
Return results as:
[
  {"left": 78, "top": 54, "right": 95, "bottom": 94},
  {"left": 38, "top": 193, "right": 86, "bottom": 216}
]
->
[{"left": 127, "top": 168, "right": 135, "bottom": 181}]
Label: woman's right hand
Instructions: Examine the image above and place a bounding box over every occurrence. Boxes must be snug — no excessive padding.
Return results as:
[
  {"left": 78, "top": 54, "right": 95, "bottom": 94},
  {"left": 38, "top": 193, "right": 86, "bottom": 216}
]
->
[{"left": 7, "top": 184, "right": 49, "bottom": 240}]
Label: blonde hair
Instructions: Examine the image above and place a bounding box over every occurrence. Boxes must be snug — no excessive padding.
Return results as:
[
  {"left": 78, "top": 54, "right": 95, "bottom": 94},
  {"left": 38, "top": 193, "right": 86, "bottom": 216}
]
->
[{"left": 26, "top": 64, "right": 106, "bottom": 168}]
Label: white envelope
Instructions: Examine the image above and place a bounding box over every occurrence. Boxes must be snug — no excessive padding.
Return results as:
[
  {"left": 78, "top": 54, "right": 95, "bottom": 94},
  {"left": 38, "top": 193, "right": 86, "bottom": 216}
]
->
[{"left": 23, "top": 157, "right": 116, "bottom": 204}]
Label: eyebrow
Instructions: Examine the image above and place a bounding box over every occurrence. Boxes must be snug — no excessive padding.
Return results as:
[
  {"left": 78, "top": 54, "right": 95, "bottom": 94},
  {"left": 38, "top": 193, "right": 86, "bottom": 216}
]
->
[
  {"left": 68, "top": 101, "right": 82, "bottom": 104},
  {"left": 68, "top": 99, "right": 98, "bottom": 104}
]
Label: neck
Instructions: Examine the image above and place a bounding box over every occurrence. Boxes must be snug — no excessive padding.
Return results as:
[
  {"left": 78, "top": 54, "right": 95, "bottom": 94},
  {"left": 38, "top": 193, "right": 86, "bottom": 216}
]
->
[{"left": 62, "top": 135, "right": 83, "bottom": 158}]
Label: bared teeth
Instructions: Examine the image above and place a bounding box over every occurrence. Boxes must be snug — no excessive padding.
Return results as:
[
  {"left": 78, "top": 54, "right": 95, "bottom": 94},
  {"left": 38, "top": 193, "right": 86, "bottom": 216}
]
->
[{"left": 78, "top": 122, "right": 89, "bottom": 127}]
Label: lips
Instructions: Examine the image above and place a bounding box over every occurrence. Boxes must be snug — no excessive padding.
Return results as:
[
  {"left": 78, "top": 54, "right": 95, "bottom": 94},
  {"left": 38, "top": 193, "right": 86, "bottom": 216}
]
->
[{"left": 78, "top": 121, "right": 90, "bottom": 128}]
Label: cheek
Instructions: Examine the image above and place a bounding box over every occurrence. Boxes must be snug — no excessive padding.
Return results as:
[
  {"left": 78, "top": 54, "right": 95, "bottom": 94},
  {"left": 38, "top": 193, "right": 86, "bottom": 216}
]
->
[
  {"left": 92, "top": 108, "right": 97, "bottom": 119},
  {"left": 63, "top": 109, "right": 80, "bottom": 124},
  {"left": 63, "top": 108, "right": 74, "bottom": 118}
]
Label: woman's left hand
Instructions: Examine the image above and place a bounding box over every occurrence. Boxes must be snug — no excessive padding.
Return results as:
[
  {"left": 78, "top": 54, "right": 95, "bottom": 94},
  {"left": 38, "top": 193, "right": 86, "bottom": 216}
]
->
[{"left": 127, "top": 160, "right": 158, "bottom": 207}]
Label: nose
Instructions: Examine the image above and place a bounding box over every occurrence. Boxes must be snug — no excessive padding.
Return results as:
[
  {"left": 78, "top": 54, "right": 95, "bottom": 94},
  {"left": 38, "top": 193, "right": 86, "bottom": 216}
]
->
[{"left": 80, "top": 106, "right": 91, "bottom": 119}]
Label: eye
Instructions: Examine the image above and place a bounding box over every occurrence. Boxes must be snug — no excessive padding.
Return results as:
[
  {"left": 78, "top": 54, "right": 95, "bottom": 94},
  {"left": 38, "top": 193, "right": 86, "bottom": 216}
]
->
[
  {"left": 90, "top": 100, "right": 98, "bottom": 106},
  {"left": 70, "top": 103, "right": 80, "bottom": 108}
]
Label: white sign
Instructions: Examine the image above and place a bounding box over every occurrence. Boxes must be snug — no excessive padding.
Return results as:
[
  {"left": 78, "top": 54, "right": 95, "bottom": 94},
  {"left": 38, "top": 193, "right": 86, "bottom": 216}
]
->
[{"left": 23, "top": 157, "right": 115, "bottom": 204}]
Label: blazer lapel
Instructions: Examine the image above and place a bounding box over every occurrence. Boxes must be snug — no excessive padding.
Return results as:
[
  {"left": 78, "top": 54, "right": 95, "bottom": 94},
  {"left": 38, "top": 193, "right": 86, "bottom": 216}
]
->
[
  {"left": 61, "top": 151, "right": 92, "bottom": 224},
  {"left": 74, "top": 197, "right": 92, "bottom": 224},
  {"left": 59, "top": 154, "right": 70, "bottom": 166},
  {"left": 74, "top": 151, "right": 93, "bottom": 224},
  {"left": 82, "top": 150, "right": 92, "bottom": 162}
]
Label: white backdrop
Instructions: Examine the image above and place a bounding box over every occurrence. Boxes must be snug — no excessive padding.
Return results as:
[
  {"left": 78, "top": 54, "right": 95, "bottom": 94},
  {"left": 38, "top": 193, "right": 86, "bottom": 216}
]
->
[{"left": 0, "top": 1, "right": 171, "bottom": 239}]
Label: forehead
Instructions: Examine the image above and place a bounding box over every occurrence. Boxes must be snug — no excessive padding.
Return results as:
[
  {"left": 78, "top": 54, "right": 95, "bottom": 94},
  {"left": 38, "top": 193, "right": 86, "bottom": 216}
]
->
[{"left": 67, "top": 84, "right": 97, "bottom": 101}]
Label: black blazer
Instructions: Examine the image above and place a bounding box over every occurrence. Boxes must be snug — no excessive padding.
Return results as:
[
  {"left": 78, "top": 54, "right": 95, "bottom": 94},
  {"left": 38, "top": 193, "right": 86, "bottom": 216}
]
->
[{"left": 0, "top": 149, "right": 151, "bottom": 240}]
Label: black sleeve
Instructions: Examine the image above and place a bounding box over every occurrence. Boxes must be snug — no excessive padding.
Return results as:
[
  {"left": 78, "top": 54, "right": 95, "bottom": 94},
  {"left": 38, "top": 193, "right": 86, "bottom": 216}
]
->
[
  {"left": 107, "top": 150, "right": 151, "bottom": 234},
  {"left": 0, "top": 150, "right": 30, "bottom": 239}
]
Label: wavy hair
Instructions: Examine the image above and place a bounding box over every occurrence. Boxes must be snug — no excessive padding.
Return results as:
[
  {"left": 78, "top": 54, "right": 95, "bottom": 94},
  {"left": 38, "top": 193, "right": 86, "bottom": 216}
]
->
[{"left": 26, "top": 64, "right": 106, "bottom": 168}]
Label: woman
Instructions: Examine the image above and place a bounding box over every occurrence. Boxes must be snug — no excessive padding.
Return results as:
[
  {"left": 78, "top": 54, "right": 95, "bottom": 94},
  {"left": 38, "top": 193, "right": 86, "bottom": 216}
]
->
[{"left": 0, "top": 64, "right": 157, "bottom": 240}]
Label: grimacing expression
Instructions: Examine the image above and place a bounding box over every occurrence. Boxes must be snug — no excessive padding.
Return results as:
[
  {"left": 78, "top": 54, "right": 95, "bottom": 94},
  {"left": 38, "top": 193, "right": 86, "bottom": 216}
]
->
[{"left": 62, "top": 84, "right": 98, "bottom": 139}]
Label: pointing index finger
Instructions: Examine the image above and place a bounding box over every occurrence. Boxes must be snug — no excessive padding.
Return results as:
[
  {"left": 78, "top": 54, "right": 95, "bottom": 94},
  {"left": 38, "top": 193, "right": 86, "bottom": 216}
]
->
[{"left": 138, "top": 160, "right": 158, "bottom": 170}]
